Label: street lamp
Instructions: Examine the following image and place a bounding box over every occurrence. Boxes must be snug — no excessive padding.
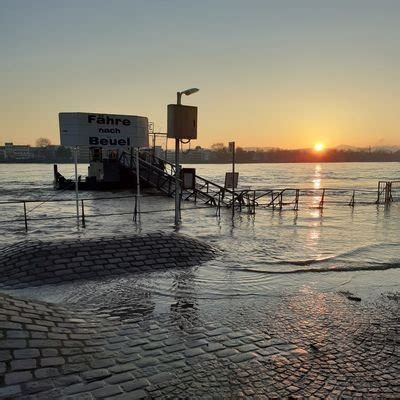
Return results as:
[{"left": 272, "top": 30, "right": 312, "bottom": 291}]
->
[
  {"left": 174, "top": 87, "right": 199, "bottom": 225},
  {"left": 177, "top": 88, "right": 199, "bottom": 105}
]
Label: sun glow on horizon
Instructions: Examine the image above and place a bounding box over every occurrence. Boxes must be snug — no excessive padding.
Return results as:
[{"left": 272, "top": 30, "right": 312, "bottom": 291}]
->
[{"left": 314, "top": 142, "right": 325, "bottom": 152}]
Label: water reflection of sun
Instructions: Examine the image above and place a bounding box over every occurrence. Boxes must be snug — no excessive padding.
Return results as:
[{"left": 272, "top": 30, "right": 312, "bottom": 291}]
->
[
  {"left": 311, "top": 164, "right": 323, "bottom": 209},
  {"left": 313, "top": 164, "right": 322, "bottom": 189}
]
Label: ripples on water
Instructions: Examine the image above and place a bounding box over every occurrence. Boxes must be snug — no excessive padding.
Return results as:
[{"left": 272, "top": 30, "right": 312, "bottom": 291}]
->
[{"left": 0, "top": 162, "right": 399, "bottom": 307}]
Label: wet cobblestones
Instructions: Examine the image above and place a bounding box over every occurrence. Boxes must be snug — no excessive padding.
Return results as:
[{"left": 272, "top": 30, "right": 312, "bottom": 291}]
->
[
  {"left": 0, "top": 234, "right": 399, "bottom": 398},
  {"left": 0, "top": 290, "right": 399, "bottom": 398},
  {"left": 0, "top": 233, "right": 215, "bottom": 289}
]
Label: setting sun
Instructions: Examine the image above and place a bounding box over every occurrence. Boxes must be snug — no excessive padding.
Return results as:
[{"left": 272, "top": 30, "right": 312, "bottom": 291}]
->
[{"left": 314, "top": 143, "right": 325, "bottom": 152}]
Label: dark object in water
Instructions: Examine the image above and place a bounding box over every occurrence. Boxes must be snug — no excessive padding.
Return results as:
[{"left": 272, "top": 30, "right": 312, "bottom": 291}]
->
[
  {"left": 347, "top": 295, "right": 362, "bottom": 302},
  {"left": 338, "top": 290, "right": 362, "bottom": 302},
  {"left": 171, "top": 302, "right": 195, "bottom": 310},
  {"left": 180, "top": 302, "right": 194, "bottom": 309}
]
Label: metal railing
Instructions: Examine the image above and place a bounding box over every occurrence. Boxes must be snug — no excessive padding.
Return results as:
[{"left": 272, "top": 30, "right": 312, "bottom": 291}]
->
[
  {"left": 119, "top": 151, "right": 244, "bottom": 207},
  {"left": 0, "top": 194, "right": 214, "bottom": 232},
  {"left": 376, "top": 180, "right": 400, "bottom": 205},
  {"left": 0, "top": 183, "right": 398, "bottom": 233}
]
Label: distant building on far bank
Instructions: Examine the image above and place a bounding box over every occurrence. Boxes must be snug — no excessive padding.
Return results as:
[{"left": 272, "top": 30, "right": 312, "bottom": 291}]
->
[
  {"left": 0, "top": 142, "right": 76, "bottom": 162},
  {"left": 3, "top": 142, "right": 32, "bottom": 160},
  {"left": 166, "top": 146, "right": 212, "bottom": 163}
]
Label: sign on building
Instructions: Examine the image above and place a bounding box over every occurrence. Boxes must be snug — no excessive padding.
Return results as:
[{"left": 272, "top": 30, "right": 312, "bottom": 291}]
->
[{"left": 59, "top": 112, "right": 149, "bottom": 148}]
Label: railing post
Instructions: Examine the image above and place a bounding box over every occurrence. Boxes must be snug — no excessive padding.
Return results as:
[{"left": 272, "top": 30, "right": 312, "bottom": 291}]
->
[
  {"left": 294, "top": 189, "right": 299, "bottom": 211},
  {"left": 376, "top": 181, "right": 381, "bottom": 204},
  {"left": 385, "top": 182, "right": 393, "bottom": 205},
  {"left": 319, "top": 189, "right": 325, "bottom": 209},
  {"left": 81, "top": 199, "right": 86, "bottom": 227},
  {"left": 219, "top": 192, "right": 221, "bottom": 217},
  {"left": 23, "top": 201, "right": 28, "bottom": 232},
  {"left": 349, "top": 190, "right": 355, "bottom": 207}
]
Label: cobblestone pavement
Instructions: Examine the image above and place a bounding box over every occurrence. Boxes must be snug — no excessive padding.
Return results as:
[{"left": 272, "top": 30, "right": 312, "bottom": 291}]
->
[
  {"left": 0, "top": 233, "right": 215, "bottom": 289},
  {"left": 0, "top": 234, "right": 399, "bottom": 399},
  {"left": 1, "top": 290, "right": 399, "bottom": 399}
]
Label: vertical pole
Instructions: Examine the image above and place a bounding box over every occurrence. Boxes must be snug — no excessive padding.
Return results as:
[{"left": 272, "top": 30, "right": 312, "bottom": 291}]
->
[
  {"left": 53, "top": 164, "right": 58, "bottom": 188},
  {"left": 136, "top": 147, "right": 141, "bottom": 223},
  {"left": 74, "top": 146, "right": 80, "bottom": 228},
  {"left": 231, "top": 141, "right": 235, "bottom": 219},
  {"left": 130, "top": 147, "right": 133, "bottom": 169},
  {"left": 378, "top": 181, "right": 382, "bottom": 204},
  {"left": 349, "top": 190, "right": 355, "bottom": 207},
  {"left": 23, "top": 201, "right": 28, "bottom": 232},
  {"left": 175, "top": 138, "right": 180, "bottom": 224},
  {"left": 174, "top": 92, "right": 182, "bottom": 226},
  {"left": 133, "top": 196, "right": 137, "bottom": 222},
  {"left": 319, "top": 189, "right": 325, "bottom": 209},
  {"left": 81, "top": 200, "right": 86, "bottom": 227},
  {"left": 219, "top": 191, "right": 221, "bottom": 218}
]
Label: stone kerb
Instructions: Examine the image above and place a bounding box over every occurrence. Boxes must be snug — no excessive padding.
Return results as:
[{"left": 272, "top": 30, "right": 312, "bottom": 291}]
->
[{"left": 0, "top": 233, "right": 215, "bottom": 289}]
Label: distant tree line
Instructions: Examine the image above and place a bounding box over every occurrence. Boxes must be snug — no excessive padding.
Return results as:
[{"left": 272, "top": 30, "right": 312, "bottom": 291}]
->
[
  {"left": 207, "top": 144, "right": 400, "bottom": 163},
  {"left": 3, "top": 137, "right": 400, "bottom": 164}
]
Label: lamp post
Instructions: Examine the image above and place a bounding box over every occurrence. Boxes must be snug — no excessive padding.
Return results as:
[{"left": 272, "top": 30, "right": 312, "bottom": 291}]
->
[{"left": 174, "top": 88, "right": 199, "bottom": 225}]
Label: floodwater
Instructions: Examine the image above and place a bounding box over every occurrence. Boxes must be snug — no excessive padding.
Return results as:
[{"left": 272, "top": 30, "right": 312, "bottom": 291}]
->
[{"left": 0, "top": 162, "right": 399, "bottom": 314}]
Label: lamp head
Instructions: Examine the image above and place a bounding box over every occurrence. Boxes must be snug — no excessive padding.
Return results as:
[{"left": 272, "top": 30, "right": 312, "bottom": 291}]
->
[{"left": 181, "top": 88, "right": 199, "bottom": 96}]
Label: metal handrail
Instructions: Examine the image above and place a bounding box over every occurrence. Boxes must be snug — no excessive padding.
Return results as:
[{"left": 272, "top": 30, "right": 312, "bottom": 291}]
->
[{"left": 119, "top": 151, "right": 244, "bottom": 206}]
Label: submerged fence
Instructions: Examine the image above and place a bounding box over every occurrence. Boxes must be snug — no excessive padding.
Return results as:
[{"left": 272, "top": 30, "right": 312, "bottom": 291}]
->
[
  {"left": 0, "top": 195, "right": 212, "bottom": 232},
  {"left": 217, "top": 181, "right": 400, "bottom": 215},
  {"left": 0, "top": 180, "right": 399, "bottom": 232}
]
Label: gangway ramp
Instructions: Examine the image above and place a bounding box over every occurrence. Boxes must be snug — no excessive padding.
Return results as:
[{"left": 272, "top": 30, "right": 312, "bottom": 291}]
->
[{"left": 118, "top": 151, "right": 242, "bottom": 208}]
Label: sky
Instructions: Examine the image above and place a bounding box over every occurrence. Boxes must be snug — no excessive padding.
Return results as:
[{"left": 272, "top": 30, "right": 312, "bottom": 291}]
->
[{"left": 1, "top": 0, "right": 399, "bottom": 149}]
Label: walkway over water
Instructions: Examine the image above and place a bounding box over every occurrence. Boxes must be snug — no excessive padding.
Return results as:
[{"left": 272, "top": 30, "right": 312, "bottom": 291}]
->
[{"left": 120, "top": 151, "right": 400, "bottom": 212}]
